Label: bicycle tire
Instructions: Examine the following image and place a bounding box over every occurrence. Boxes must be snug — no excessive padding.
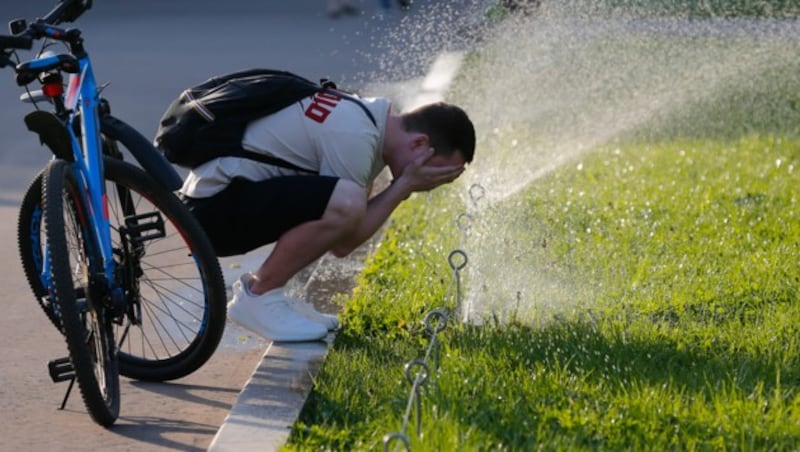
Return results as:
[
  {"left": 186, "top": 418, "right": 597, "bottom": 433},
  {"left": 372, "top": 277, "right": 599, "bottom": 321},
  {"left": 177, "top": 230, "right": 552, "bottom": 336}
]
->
[
  {"left": 18, "top": 156, "right": 227, "bottom": 381},
  {"left": 43, "top": 159, "right": 120, "bottom": 427},
  {"left": 16, "top": 169, "right": 62, "bottom": 330}
]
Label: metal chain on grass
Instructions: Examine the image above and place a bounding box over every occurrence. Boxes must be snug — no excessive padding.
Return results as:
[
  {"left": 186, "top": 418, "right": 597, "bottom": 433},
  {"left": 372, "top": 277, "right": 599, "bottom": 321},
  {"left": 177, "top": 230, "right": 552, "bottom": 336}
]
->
[
  {"left": 383, "top": 309, "right": 448, "bottom": 451},
  {"left": 456, "top": 183, "right": 485, "bottom": 323},
  {"left": 457, "top": 184, "right": 485, "bottom": 243},
  {"left": 382, "top": 252, "right": 469, "bottom": 451},
  {"left": 448, "top": 249, "right": 468, "bottom": 320},
  {"left": 382, "top": 185, "right": 481, "bottom": 451}
]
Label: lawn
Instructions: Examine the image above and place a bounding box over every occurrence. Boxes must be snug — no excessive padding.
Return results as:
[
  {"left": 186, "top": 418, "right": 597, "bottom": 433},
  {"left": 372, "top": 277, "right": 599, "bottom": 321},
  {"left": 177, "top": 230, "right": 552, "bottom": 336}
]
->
[{"left": 286, "top": 2, "right": 800, "bottom": 450}]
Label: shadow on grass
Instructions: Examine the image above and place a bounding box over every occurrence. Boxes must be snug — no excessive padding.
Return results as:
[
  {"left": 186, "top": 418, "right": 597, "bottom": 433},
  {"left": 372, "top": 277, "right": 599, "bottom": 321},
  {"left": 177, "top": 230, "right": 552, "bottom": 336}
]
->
[
  {"left": 291, "top": 307, "right": 800, "bottom": 449},
  {"left": 435, "top": 312, "right": 800, "bottom": 448}
]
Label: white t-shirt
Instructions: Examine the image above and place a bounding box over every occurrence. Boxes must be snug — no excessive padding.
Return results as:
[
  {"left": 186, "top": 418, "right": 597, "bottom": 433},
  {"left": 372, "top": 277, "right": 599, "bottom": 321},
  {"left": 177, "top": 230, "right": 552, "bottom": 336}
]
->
[{"left": 180, "top": 93, "right": 391, "bottom": 198}]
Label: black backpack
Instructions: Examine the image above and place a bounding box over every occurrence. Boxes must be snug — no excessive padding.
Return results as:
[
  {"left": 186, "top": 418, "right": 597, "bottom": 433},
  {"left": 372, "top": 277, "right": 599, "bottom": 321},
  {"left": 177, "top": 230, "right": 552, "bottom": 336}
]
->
[{"left": 154, "top": 68, "right": 375, "bottom": 171}]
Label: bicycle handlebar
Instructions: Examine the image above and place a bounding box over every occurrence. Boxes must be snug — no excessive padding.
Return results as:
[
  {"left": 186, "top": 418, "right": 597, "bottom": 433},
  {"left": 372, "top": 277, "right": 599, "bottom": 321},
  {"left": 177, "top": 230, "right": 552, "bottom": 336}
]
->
[
  {"left": 41, "top": 0, "right": 93, "bottom": 26},
  {"left": 0, "top": 0, "right": 92, "bottom": 54},
  {"left": 0, "top": 35, "right": 33, "bottom": 51},
  {"left": 0, "top": 35, "right": 32, "bottom": 68}
]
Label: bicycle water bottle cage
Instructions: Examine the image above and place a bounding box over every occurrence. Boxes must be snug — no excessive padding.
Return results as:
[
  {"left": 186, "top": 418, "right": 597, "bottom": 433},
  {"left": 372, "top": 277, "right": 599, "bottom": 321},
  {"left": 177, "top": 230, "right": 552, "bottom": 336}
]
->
[{"left": 15, "top": 53, "right": 79, "bottom": 86}]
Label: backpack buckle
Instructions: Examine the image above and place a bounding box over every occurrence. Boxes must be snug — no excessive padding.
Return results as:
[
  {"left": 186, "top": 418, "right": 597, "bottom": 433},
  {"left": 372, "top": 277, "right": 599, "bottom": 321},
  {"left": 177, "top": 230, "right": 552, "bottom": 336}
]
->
[{"left": 320, "top": 78, "right": 337, "bottom": 90}]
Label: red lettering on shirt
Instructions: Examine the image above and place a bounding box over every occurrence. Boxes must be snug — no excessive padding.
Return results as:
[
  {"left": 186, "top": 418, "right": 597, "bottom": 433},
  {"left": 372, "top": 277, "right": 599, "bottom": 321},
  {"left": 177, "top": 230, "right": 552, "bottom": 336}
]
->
[{"left": 304, "top": 91, "right": 342, "bottom": 123}]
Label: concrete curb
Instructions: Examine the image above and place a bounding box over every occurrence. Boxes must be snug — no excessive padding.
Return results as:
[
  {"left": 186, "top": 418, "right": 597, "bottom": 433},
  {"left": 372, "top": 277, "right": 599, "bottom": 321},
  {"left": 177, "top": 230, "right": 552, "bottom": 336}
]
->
[
  {"left": 208, "top": 50, "right": 465, "bottom": 452},
  {"left": 208, "top": 337, "right": 333, "bottom": 451}
]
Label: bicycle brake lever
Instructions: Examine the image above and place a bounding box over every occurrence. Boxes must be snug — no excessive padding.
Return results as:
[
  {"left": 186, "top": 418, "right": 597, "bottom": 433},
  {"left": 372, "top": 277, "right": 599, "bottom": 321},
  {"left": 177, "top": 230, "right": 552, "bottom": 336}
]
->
[{"left": 0, "top": 52, "right": 12, "bottom": 69}]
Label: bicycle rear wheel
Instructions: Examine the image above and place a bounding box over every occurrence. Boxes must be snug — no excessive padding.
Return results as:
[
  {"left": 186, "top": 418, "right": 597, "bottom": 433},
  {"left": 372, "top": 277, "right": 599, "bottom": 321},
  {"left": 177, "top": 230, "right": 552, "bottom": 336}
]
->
[
  {"left": 19, "top": 157, "right": 227, "bottom": 382},
  {"left": 104, "top": 158, "right": 227, "bottom": 381},
  {"left": 43, "top": 159, "right": 120, "bottom": 427}
]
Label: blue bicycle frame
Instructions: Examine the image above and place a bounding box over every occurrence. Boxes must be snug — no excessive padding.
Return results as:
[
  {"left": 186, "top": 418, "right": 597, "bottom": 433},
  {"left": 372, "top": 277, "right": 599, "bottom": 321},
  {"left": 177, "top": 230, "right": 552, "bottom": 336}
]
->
[
  {"left": 27, "top": 31, "right": 120, "bottom": 300},
  {"left": 70, "top": 54, "right": 117, "bottom": 283}
]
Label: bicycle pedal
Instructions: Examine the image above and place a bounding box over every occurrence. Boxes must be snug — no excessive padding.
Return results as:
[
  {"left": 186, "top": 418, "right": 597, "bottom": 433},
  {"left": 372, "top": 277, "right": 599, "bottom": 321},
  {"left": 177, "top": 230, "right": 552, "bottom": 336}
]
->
[
  {"left": 123, "top": 211, "right": 165, "bottom": 244},
  {"left": 47, "top": 357, "right": 75, "bottom": 383}
]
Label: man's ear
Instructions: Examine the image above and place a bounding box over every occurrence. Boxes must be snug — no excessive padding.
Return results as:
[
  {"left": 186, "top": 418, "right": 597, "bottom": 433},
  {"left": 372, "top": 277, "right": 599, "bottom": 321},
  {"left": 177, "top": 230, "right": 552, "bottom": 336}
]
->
[{"left": 410, "top": 133, "right": 430, "bottom": 152}]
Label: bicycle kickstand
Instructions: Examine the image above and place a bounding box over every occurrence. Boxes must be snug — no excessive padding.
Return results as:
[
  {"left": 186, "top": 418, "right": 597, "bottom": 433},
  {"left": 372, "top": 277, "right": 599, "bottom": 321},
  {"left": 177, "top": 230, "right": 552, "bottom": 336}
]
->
[{"left": 47, "top": 357, "right": 76, "bottom": 410}]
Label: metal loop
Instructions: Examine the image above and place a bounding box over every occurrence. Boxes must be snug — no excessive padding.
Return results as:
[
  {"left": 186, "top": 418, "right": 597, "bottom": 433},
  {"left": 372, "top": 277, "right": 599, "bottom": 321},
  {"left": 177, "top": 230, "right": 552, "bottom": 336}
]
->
[
  {"left": 404, "top": 359, "right": 429, "bottom": 386},
  {"left": 424, "top": 309, "right": 448, "bottom": 335},
  {"left": 383, "top": 432, "right": 411, "bottom": 452},
  {"left": 469, "top": 183, "right": 485, "bottom": 203},
  {"left": 456, "top": 212, "right": 472, "bottom": 234},
  {"left": 448, "top": 249, "right": 468, "bottom": 271}
]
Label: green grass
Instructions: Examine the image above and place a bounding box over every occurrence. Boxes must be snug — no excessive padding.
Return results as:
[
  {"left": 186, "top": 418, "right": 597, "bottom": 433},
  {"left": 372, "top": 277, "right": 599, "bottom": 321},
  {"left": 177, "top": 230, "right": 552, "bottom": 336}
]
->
[
  {"left": 596, "top": 0, "right": 800, "bottom": 18},
  {"left": 485, "top": 0, "right": 800, "bottom": 21},
  {"left": 288, "top": 136, "right": 800, "bottom": 450},
  {"left": 536, "top": 0, "right": 800, "bottom": 18},
  {"left": 285, "top": 9, "right": 800, "bottom": 451}
]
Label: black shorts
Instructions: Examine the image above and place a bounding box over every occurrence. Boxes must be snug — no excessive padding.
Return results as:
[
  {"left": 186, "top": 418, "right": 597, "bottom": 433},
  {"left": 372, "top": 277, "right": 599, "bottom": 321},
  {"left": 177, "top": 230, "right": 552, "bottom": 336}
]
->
[{"left": 182, "top": 175, "right": 339, "bottom": 257}]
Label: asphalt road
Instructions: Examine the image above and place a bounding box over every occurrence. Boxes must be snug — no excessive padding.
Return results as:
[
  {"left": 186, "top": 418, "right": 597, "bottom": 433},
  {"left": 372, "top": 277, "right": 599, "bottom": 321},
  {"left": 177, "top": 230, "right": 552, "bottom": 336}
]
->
[{"left": 0, "top": 0, "right": 465, "bottom": 449}]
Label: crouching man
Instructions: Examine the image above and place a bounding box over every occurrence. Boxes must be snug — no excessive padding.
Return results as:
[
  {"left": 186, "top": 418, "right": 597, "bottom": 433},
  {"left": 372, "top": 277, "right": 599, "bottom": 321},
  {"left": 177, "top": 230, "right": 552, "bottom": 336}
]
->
[{"left": 181, "top": 90, "right": 475, "bottom": 342}]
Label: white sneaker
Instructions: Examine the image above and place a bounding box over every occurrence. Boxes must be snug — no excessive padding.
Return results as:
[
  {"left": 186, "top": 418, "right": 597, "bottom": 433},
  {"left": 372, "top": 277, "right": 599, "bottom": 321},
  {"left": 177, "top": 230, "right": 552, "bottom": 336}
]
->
[
  {"left": 227, "top": 275, "right": 327, "bottom": 342},
  {"left": 285, "top": 296, "right": 340, "bottom": 331}
]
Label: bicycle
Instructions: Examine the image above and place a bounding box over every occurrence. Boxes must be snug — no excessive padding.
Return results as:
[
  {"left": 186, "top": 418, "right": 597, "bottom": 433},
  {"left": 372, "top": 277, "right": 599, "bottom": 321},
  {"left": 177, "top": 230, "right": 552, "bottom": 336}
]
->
[{"left": 2, "top": 0, "right": 227, "bottom": 427}]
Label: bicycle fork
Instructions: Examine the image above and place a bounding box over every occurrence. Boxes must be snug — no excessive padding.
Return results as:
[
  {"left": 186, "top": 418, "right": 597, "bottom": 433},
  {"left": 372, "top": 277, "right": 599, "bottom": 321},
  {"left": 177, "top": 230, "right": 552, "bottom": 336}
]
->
[{"left": 46, "top": 209, "right": 166, "bottom": 411}]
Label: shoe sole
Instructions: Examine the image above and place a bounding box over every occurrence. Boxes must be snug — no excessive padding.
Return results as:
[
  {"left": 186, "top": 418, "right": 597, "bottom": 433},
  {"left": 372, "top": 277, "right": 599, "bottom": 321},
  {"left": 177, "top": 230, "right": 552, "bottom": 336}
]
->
[
  {"left": 299, "top": 314, "right": 338, "bottom": 331},
  {"left": 228, "top": 303, "right": 327, "bottom": 342},
  {"left": 287, "top": 302, "right": 339, "bottom": 331}
]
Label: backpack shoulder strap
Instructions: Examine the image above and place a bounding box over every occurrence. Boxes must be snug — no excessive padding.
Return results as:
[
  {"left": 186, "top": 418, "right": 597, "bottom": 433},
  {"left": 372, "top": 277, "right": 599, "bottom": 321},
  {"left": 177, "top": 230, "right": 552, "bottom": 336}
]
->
[
  {"left": 228, "top": 148, "right": 319, "bottom": 174},
  {"left": 318, "top": 79, "right": 377, "bottom": 127},
  {"left": 333, "top": 90, "right": 377, "bottom": 127}
]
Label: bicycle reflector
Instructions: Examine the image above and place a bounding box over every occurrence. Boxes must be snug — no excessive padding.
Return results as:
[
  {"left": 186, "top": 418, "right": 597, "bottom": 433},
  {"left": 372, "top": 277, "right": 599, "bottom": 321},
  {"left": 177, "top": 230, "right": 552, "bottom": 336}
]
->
[{"left": 42, "top": 73, "right": 64, "bottom": 98}]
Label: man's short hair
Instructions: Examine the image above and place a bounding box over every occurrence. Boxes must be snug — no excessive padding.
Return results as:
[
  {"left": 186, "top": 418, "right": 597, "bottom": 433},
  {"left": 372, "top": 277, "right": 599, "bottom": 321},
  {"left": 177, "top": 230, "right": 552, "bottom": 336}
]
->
[{"left": 401, "top": 102, "right": 476, "bottom": 163}]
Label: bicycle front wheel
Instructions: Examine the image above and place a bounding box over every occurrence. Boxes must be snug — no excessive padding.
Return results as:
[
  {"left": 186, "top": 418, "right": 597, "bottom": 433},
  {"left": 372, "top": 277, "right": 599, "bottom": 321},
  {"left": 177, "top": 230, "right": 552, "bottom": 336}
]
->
[
  {"left": 43, "top": 159, "right": 120, "bottom": 427},
  {"left": 17, "top": 169, "right": 62, "bottom": 330},
  {"left": 19, "top": 157, "right": 227, "bottom": 382}
]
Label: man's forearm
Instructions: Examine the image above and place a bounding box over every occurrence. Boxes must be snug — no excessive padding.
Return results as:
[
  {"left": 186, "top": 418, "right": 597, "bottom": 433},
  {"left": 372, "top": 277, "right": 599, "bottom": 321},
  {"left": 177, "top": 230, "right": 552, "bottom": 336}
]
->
[{"left": 331, "top": 179, "right": 412, "bottom": 256}]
